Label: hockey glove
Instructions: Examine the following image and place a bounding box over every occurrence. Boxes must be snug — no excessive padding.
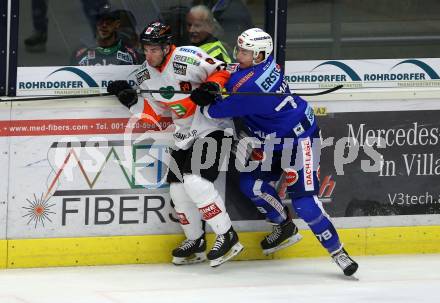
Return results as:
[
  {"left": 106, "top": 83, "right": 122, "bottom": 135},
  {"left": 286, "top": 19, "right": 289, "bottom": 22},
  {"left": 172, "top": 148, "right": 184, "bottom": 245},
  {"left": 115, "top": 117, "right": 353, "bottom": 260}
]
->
[
  {"left": 118, "top": 89, "right": 138, "bottom": 109},
  {"left": 107, "top": 80, "right": 132, "bottom": 96},
  {"left": 190, "top": 82, "right": 220, "bottom": 106}
]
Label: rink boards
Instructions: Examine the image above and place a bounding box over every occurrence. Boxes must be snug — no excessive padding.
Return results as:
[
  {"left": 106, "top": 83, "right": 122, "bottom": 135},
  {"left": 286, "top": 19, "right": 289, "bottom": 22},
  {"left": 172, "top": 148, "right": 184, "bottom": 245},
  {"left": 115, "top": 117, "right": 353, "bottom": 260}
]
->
[
  {"left": 3, "top": 226, "right": 440, "bottom": 268},
  {"left": 1, "top": 89, "right": 440, "bottom": 268}
]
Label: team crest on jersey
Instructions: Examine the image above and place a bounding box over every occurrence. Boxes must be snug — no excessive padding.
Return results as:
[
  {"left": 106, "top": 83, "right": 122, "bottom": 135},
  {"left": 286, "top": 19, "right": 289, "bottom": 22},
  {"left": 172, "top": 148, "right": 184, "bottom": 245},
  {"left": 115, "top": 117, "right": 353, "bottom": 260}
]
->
[
  {"left": 179, "top": 81, "right": 192, "bottom": 92},
  {"left": 135, "top": 68, "right": 150, "bottom": 84},
  {"left": 159, "top": 86, "right": 175, "bottom": 99},
  {"left": 173, "top": 62, "right": 188, "bottom": 75},
  {"left": 116, "top": 51, "right": 133, "bottom": 63}
]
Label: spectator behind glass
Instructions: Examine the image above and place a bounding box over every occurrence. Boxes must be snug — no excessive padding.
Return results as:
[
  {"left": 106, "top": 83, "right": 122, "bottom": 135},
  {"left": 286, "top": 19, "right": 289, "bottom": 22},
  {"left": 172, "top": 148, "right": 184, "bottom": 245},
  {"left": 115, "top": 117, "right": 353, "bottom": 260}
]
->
[
  {"left": 24, "top": 0, "right": 109, "bottom": 53},
  {"left": 71, "top": 5, "right": 140, "bottom": 66},
  {"left": 192, "top": 0, "right": 253, "bottom": 50},
  {"left": 186, "top": 5, "right": 231, "bottom": 63},
  {"left": 113, "top": 9, "right": 139, "bottom": 50}
]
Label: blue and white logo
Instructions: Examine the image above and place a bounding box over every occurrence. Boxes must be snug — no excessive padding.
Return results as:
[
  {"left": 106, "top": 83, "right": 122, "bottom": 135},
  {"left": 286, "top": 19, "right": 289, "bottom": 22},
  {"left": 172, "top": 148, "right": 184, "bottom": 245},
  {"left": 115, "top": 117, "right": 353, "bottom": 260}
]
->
[{"left": 256, "top": 60, "right": 281, "bottom": 92}]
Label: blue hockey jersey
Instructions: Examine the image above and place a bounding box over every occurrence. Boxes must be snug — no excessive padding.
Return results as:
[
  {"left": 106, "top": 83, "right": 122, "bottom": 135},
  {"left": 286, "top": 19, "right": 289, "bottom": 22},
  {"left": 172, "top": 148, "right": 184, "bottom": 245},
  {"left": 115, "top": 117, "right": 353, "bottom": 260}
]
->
[{"left": 203, "top": 55, "right": 318, "bottom": 149}]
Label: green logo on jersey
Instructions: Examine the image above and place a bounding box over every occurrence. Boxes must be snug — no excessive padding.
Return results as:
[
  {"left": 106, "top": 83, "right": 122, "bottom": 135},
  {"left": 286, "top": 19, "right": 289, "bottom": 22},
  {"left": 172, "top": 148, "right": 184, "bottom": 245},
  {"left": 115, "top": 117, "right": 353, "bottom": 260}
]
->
[
  {"left": 169, "top": 104, "right": 187, "bottom": 116},
  {"left": 159, "top": 86, "right": 175, "bottom": 99}
]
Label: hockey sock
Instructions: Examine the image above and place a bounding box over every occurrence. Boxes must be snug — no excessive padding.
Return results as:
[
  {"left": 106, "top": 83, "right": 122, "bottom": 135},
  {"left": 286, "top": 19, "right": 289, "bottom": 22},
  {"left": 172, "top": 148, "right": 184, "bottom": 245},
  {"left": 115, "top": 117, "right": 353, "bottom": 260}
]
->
[{"left": 292, "top": 195, "right": 341, "bottom": 253}]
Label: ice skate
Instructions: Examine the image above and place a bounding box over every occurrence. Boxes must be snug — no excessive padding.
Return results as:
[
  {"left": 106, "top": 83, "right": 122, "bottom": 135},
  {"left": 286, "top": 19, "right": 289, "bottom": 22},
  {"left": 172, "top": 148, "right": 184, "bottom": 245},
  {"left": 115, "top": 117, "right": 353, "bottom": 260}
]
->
[
  {"left": 261, "top": 220, "right": 303, "bottom": 255},
  {"left": 331, "top": 246, "right": 359, "bottom": 276},
  {"left": 172, "top": 235, "right": 207, "bottom": 265},
  {"left": 207, "top": 227, "right": 244, "bottom": 267}
]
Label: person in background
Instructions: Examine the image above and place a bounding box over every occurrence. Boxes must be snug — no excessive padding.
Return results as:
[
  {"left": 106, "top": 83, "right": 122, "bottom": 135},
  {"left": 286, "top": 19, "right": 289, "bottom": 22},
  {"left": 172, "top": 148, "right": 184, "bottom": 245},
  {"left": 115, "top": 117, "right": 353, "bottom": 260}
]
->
[
  {"left": 186, "top": 5, "right": 231, "bottom": 63},
  {"left": 24, "top": 0, "right": 109, "bottom": 53},
  {"left": 71, "top": 5, "right": 140, "bottom": 66},
  {"left": 191, "top": 0, "right": 253, "bottom": 50}
]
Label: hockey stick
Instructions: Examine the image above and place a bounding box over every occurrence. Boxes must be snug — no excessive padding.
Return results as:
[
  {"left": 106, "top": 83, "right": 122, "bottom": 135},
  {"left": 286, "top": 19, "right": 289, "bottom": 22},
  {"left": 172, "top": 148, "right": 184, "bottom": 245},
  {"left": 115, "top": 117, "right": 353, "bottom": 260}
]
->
[
  {"left": 0, "top": 92, "right": 112, "bottom": 102},
  {"left": 139, "top": 84, "right": 343, "bottom": 97},
  {"left": 0, "top": 85, "right": 343, "bottom": 102}
]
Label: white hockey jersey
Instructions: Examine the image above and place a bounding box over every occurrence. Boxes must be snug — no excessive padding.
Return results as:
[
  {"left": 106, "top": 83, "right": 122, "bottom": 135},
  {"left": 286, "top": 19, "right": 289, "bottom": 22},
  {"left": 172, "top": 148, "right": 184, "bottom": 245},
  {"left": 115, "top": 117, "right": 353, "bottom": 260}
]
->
[{"left": 130, "top": 45, "right": 233, "bottom": 149}]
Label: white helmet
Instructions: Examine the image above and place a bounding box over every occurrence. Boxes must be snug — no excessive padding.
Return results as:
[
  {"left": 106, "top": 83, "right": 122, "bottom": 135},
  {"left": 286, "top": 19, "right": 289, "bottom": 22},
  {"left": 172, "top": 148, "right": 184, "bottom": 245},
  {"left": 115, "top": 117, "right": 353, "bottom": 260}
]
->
[{"left": 236, "top": 28, "right": 273, "bottom": 65}]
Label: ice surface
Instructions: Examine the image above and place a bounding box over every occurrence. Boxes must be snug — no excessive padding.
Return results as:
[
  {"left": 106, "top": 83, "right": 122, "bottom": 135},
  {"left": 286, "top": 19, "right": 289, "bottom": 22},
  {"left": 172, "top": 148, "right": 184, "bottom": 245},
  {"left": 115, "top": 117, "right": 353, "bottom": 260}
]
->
[{"left": 0, "top": 254, "right": 439, "bottom": 303}]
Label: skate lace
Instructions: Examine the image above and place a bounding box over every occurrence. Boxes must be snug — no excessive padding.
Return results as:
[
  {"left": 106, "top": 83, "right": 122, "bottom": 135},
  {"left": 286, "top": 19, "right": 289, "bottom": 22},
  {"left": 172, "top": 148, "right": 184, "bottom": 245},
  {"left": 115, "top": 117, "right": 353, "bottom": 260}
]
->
[
  {"left": 179, "top": 239, "right": 196, "bottom": 251},
  {"left": 267, "top": 225, "right": 282, "bottom": 244},
  {"left": 334, "top": 252, "right": 352, "bottom": 269},
  {"left": 212, "top": 235, "right": 225, "bottom": 251}
]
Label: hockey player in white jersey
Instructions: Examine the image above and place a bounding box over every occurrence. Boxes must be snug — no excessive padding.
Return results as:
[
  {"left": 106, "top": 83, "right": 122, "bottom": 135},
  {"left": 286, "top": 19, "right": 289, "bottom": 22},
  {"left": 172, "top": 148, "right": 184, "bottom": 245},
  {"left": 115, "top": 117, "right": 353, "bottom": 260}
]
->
[{"left": 107, "top": 21, "right": 243, "bottom": 267}]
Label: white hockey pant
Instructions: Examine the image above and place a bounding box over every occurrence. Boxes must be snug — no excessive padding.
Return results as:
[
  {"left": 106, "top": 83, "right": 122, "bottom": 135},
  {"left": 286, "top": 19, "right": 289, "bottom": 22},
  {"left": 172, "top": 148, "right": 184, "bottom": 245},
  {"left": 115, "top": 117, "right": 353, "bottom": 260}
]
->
[{"left": 183, "top": 174, "right": 232, "bottom": 235}]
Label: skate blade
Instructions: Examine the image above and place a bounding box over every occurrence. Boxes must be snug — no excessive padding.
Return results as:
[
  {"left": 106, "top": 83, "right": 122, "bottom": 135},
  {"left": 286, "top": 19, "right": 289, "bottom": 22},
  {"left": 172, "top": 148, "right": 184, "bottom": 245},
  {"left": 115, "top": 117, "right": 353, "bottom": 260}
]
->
[
  {"left": 172, "top": 252, "right": 207, "bottom": 265},
  {"left": 262, "top": 233, "right": 303, "bottom": 255},
  {"left": 209, "top": 242, "right": 244, "bottom": 268}
]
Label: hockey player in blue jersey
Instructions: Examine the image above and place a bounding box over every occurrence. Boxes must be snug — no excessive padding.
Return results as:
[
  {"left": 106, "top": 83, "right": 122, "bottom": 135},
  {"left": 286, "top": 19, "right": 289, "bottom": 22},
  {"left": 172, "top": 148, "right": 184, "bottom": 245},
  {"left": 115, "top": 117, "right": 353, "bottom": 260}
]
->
[{"left": 191, "top": 28, "right": 358, "bottom": 276}]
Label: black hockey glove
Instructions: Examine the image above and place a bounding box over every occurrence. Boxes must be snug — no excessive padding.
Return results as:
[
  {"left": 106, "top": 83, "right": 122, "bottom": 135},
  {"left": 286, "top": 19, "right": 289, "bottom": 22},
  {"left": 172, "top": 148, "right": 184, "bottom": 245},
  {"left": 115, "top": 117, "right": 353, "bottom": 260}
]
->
[
  {"left": 107, "top": 80, "right": 132, "bottom": 96},
  {"left": 117, "top": 89, "right": 138, "bottom": 109},
  {"left": 190, "top": 82, "right": 220, "bottom": 106}
]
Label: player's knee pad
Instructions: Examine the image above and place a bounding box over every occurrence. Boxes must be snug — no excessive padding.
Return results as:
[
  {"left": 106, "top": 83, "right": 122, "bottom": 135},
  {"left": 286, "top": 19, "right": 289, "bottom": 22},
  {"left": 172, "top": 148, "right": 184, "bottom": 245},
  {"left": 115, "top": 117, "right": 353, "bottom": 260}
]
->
[
  {"left": 169, "top": 182, "right": 203, "bottom": 240},
  {"left": 292, "top": 195, "right": 341, "bottom": 253}
]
